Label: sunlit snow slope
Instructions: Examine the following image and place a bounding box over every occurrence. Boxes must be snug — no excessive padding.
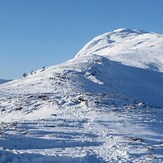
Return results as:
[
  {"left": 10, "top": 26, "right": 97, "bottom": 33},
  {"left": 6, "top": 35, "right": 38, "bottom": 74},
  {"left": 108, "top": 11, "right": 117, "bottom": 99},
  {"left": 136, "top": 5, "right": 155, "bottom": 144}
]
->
[
  {"left": 76, "top": 28, "right": 163, "bottom": 72},
  {"left": 0, "top": 29, "right": 163, "bottom": 162}
]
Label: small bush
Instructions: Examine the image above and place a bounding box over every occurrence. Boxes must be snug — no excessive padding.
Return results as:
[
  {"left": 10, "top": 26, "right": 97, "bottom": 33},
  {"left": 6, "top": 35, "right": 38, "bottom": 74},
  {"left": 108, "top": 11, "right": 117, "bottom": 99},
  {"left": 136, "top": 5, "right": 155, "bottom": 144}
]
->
[{"left": 23, "top": 73, "right": 28, "bottom": 78}]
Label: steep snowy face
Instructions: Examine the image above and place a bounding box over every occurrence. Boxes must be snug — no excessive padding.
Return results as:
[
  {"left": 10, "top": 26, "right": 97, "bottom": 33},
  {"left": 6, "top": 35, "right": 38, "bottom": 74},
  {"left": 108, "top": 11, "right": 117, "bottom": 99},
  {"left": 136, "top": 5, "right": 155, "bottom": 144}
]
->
[{"left": 76, "top": 28, "right": 163, "bottom": 72}]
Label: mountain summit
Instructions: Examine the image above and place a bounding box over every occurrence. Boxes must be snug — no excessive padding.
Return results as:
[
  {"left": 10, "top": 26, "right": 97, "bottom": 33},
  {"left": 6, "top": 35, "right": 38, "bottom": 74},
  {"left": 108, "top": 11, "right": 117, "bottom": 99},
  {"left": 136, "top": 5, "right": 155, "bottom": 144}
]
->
[
  {"left": 0, "top": 29, "right": 163, "bottom": 162},
  {"left": 76, "top": 28, "right": 163, "bottom": 72}
]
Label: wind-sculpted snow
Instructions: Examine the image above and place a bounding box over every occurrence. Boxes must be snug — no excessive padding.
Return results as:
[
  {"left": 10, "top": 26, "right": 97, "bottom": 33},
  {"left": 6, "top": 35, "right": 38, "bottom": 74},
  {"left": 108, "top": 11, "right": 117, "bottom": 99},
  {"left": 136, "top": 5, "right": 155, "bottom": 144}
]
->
[
  {"left": 0, "top": 29, "right": 163, "bottom": 162},
  {"left": 76, "top": 28, "right": 163, "bottom": 72}
]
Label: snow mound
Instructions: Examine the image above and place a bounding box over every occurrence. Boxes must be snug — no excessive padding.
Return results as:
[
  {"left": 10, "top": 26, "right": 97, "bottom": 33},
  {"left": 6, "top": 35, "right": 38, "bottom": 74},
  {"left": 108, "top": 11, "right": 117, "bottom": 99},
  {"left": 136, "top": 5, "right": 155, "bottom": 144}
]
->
[{"left": 76, "top": 28, "right": 163, "bottom": 72}]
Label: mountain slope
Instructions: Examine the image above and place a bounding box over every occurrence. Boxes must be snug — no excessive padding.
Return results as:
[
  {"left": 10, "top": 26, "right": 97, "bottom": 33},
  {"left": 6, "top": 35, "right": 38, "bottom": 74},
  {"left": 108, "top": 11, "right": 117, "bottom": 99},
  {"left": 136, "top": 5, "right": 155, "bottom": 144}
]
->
[
  {"left": 0, "top": 79, "right": 10, "bottom": 84},
  {"left": 0, "top": 29, "right": 163, "bottom": 162},
  {"left": 1, "top": 55, "right": 163, "bottom": 107},
  {"left": 76, "top": 28, "right": 163, "bottom": 72}
]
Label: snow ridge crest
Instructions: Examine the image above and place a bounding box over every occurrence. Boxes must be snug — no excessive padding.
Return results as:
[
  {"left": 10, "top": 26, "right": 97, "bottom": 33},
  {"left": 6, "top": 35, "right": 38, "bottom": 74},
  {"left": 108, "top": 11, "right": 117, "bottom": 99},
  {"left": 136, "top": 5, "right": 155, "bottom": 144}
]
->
[{"left": 76, "top": 28, "right": 163, "bottom": 72}]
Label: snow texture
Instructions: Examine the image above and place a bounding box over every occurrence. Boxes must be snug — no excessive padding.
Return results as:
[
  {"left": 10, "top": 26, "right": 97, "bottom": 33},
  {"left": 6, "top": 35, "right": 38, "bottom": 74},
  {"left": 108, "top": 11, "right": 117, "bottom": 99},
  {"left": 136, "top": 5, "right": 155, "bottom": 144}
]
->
[{"left": 0, "top": 28, "right": 163, "bottom": 162}]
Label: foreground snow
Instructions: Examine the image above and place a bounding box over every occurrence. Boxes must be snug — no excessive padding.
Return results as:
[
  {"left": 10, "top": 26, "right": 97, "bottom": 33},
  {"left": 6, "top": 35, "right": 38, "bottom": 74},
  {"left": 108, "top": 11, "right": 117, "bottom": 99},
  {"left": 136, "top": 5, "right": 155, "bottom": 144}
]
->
[
  {"left": 0, "top": 29, "right": 163, "bottom": 162},
  {"left": 0, "top": 100, "right": 163, "bottom": 162}
]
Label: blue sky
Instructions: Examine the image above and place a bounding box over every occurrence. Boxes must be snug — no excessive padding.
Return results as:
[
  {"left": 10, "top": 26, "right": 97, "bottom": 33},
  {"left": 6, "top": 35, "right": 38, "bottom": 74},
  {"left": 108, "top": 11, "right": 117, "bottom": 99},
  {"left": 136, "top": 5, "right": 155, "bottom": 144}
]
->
[{"left": 0, "top": 0, "right": 163, "bottom": 79}]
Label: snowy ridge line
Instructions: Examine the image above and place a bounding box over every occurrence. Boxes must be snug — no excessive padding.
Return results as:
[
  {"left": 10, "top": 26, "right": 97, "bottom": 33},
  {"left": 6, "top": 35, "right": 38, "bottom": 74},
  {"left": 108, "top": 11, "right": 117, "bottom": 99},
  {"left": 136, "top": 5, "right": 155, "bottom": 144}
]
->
[{"left": 76, "top": 28, "right": 163, "bottom": 72}]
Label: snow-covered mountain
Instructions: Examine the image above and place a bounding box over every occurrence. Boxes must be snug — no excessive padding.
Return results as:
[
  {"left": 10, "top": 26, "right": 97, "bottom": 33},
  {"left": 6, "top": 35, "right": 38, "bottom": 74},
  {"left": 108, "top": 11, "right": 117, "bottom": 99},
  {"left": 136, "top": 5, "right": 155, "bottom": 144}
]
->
[
  {"left": 76, "top": 28, "right": 163, "bottom": 72},
  {"left": 0, "top": 29, "right": 163, "bottom": 162},
  {"left": 0, "top": 79, "right": 10, "bottom": 84}
]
